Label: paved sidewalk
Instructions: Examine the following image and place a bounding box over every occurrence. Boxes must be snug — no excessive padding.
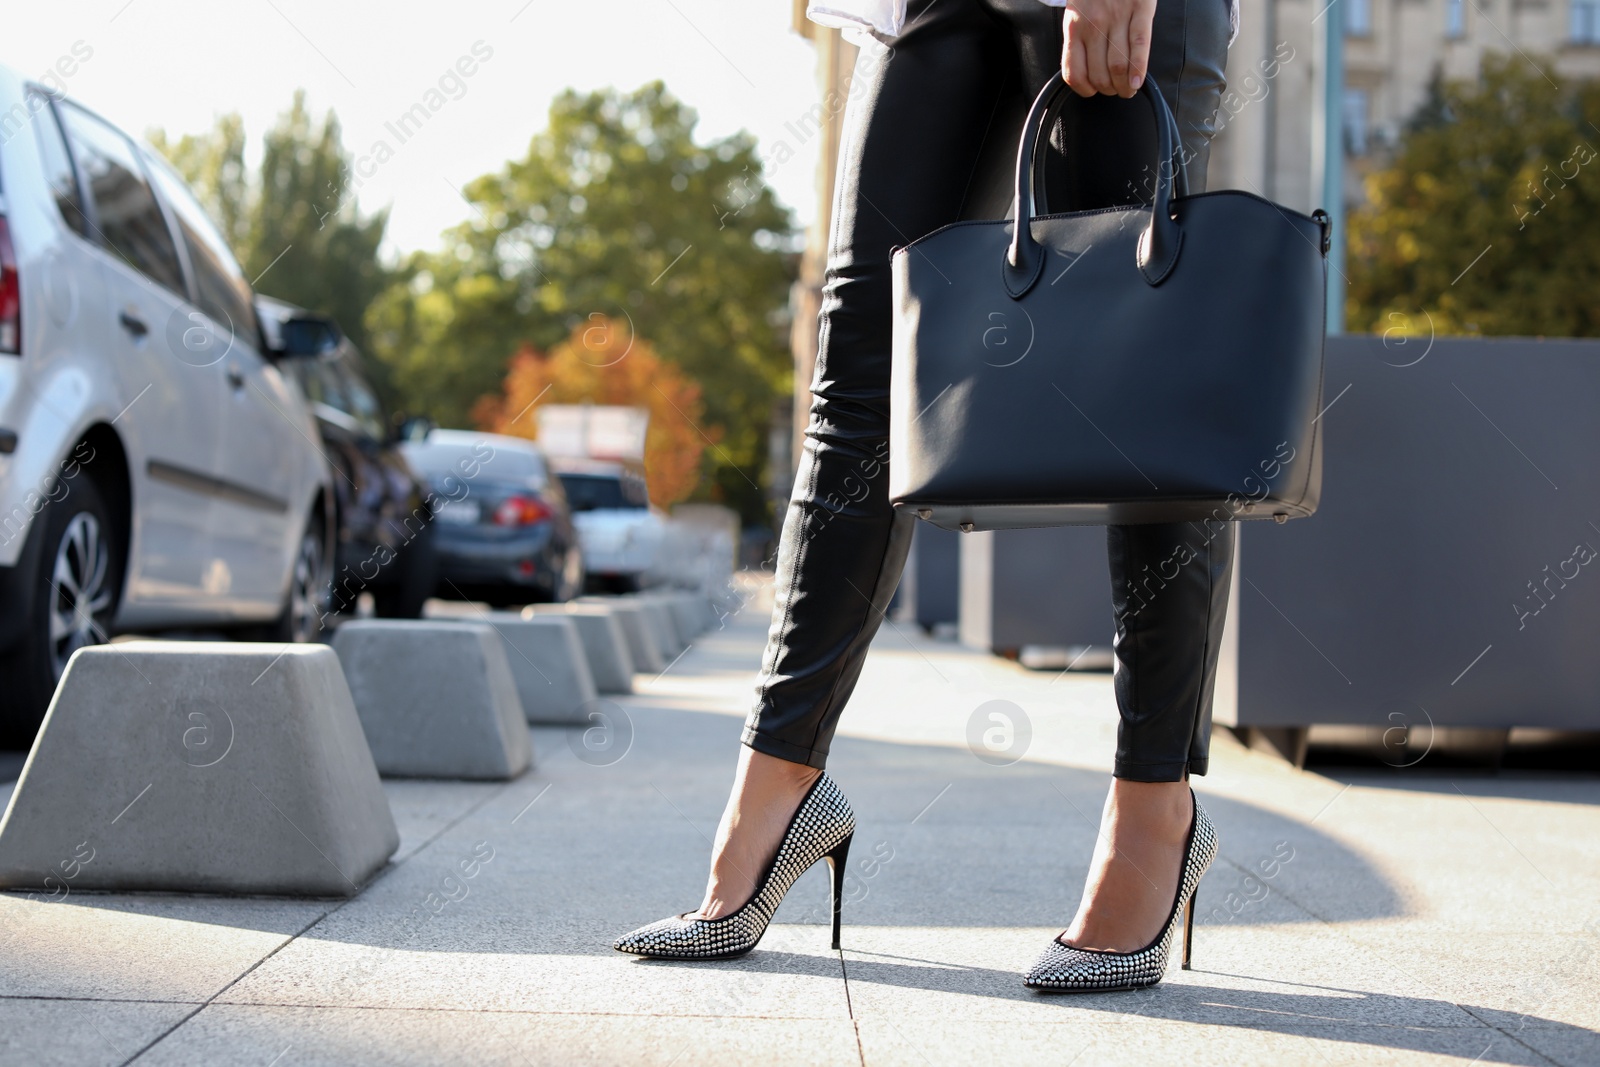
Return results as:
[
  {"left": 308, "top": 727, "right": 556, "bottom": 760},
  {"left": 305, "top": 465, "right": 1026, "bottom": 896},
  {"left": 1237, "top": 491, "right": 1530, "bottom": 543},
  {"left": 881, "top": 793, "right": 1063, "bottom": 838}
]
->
[{"left": 2, "top": 577, "right": 1598, "bottom": 1065}]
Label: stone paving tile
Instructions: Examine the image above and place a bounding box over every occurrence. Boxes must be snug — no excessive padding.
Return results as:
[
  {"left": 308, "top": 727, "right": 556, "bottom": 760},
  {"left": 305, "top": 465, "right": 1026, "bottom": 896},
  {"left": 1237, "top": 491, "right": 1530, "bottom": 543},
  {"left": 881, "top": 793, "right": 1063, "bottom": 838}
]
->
[
  {"left": 220, "top": 922, "right": 850, "bottom": 1018},
  {"left": 1383, "top": 931, "right": 1600, "bottom": 1033},
  {"left": 0, "top": 998, "right": 195, "bottom": 1067},
  {"left": 856, "top": 1018, "right": 1560, "bottom": 1067},
  {"left": 382, "top": 778, "right": 511, "bottom": 864},
  {"left": 0, "top": 894, "right": 328, "bottom": 1001},
  {"left": 1231, "top": 780, "right": 1600, "bottom": 931},
  {"left": 137, "top": 1005, "right": 863, "bottom": 1067},
  {"left": 1513, "top": 1026, "right": 1600, "bottom": 1067}
]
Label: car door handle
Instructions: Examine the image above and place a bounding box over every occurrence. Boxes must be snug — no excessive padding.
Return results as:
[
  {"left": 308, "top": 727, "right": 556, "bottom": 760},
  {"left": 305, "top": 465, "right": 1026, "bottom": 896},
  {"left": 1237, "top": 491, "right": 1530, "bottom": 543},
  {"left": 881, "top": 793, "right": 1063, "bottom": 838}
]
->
[
  {"left": 226, "top": 365, "right": 246, "bottom": 391},
  {"left": 118, "top": 311, "right": 148, "bottom": 338}
]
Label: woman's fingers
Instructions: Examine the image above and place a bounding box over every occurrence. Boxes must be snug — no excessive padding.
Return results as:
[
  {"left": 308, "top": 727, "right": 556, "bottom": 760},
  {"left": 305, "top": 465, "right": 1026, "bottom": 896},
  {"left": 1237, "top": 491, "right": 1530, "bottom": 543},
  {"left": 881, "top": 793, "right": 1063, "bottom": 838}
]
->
[
  {"left": 1104, "top": 8, "right": 1133, "bottom": 96},
  {"left": 1125, "top": 0, "right": 1157, "bottom": 95},
  {"left": 1061, "top": 15, "right": 1096, "bottom": 97},
  {"left": 1078, "top": 7, "right": 1114, "bottom": 95},
  {"left": 1062, "top": 0, "right": 1157, "bottom": 97}
]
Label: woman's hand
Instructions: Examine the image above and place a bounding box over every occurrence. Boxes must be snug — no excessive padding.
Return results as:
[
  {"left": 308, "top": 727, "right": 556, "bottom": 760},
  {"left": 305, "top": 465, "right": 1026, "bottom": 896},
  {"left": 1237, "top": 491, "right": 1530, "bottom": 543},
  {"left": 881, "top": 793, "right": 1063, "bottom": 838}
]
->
[{"left": 1061, "top": 0, "right": 1156, "bottom": 98}]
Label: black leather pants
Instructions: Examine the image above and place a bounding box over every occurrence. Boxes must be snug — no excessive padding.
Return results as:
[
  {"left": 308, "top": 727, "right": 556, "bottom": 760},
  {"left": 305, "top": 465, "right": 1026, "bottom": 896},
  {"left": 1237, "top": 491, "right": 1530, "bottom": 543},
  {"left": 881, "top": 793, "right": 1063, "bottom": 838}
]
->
[{"left": 743, "top": 0, "right": 1235, "bottom": 781}]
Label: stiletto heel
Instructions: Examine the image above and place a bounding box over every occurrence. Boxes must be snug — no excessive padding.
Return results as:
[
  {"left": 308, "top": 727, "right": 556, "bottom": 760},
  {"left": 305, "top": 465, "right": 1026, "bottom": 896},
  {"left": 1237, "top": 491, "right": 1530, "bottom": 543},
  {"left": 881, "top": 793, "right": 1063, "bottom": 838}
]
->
[
  {"left": 1182, "top": 884, "right": 1195, "bottom": 970},
  {"left": 825, "top": 834, "right": 852, "bottom": 950},
  {"left": 1024, "top": 789, "right": 1217, "bottom": 992},
  {"left": 614, "top": 773, "right": 856, "bottom": 960}
]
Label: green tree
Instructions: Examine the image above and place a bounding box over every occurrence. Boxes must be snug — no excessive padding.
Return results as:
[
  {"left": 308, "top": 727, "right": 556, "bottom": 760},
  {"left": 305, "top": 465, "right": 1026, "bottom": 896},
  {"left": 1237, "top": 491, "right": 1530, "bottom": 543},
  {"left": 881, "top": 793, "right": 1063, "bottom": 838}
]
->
[
  {"left": 367, "top": 81, "right": 796, "bottom": 520},
  {"left": 1347, "top": 56, "right": 1600, "bottom": 336},
  {"left": 150, "top": 92, "right": 391, "bottom": 358}
]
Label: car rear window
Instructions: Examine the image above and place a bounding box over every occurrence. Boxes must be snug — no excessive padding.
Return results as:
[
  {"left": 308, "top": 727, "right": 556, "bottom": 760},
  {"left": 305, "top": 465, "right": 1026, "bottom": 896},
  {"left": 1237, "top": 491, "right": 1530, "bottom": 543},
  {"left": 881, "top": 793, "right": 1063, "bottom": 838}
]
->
[
  {"left": 558, "top": 473, "right": 649, "bottom": 511},
  {"left": 404, "top": 440, "right": 547, "bottom": 488},
  {"left": 56, "top": 102, "right": 186, "bottom": 296}
]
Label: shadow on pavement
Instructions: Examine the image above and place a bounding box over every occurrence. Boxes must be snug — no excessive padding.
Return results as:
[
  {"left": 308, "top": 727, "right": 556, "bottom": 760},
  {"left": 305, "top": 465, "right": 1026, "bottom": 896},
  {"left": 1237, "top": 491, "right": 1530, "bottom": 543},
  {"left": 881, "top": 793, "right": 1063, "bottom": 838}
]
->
[{"left": 626, "top": 950, "right": 1578, "bottom": 1066}]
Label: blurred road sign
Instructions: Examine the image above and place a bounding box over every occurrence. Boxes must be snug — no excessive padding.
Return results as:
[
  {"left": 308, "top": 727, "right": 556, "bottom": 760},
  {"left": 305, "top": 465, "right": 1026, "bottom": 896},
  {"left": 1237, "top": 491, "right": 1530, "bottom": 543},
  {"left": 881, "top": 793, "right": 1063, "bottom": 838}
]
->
[{"left": 537, "top": 405, "right": 649, "bottom": 460}]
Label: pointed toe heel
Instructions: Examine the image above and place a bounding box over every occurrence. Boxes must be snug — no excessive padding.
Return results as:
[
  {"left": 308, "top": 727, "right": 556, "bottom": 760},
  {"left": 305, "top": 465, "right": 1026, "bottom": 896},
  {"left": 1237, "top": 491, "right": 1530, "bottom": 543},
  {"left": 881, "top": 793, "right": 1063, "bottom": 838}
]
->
[
  {"left": 1024, "top": 790, "right": 1217, "bottom": 993},
  {"left": 613, "top": 772, "right": 856, "bottom": 960}
]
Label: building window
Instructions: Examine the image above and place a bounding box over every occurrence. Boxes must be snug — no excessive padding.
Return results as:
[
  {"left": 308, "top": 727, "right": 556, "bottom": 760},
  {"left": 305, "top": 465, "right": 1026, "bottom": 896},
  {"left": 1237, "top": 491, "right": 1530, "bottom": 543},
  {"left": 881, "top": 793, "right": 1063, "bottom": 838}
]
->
[
  {"left": 1446, "top": 0, "right": 1465, "bottom": 37},
  {"left": 1346, "top": 0, "right": 1373, "bottom": 36},
  {"left": 1573, "top": 0, "right": 1600, "bottom": 43},
  {"left": 1344, "top": 88, "right": 1370, "bottom": 156}
]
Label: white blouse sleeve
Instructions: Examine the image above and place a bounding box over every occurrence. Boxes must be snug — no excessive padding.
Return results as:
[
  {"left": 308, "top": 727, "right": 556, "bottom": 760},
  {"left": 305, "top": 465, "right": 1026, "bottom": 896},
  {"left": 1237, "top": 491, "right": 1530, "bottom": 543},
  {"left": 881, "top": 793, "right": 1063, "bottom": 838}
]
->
[{"left": 805, "top": 0, "right": 907, "bottom": 38}]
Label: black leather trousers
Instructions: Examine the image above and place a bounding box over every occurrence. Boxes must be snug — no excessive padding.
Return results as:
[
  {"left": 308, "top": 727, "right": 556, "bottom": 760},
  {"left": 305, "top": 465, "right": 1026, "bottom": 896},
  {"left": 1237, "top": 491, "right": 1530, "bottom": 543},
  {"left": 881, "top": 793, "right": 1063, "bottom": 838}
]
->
[{"left": 743, "top": 0, "right": 1235, "bottom": 781}]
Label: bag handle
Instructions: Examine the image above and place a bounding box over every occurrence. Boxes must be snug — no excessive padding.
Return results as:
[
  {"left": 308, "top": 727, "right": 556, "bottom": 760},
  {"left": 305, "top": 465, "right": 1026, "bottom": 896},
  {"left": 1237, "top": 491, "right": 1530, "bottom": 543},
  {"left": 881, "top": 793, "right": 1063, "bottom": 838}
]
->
[
  {"left": 1030, "top": 84, "right": 1190, "bottom": 213},
  {"left": 1004, "top": 74, "right": 1185, "bottom": 298}
]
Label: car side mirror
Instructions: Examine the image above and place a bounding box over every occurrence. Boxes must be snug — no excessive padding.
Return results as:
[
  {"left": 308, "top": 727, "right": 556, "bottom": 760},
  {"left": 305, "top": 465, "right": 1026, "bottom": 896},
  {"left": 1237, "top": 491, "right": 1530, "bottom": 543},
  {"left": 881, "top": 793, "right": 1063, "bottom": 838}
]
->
[
  {"left": 389, "top": 413, "right": 435, "bottom": 445},
  {"left": 279, "top": 315, "right": 342, "bottom": 359}
]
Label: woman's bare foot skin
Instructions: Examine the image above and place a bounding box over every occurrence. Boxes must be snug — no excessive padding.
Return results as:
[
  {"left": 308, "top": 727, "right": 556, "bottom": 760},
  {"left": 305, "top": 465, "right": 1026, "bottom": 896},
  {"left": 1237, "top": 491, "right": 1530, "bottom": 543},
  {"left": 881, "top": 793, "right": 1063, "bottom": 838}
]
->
[
  {"left": 1062, "top": 778, "right": 1195, "bottom": 952},
  {"left": 694, "top": 747, "right": 821, "bottom": 920}
]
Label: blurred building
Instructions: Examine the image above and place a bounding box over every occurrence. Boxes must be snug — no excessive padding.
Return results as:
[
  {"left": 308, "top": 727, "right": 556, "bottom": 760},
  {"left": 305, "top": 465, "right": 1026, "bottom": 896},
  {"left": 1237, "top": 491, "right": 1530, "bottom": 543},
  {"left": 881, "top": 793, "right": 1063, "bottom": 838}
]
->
[{"left": 1209, "top": 0, "right": 1600, "bottom": 214}]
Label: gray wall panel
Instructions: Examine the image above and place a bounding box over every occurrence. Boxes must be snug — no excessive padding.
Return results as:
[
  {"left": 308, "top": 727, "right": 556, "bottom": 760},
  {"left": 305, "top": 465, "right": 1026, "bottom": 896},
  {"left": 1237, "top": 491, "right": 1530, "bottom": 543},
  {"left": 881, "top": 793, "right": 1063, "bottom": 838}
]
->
[
  {"left": 957, "top": 525, "right": 1112, "bottom": 653},
  {"left": 1237, "top": 335, "right": 1600, "bottom": 729},
  {"left": 990, "top": 526, "right": 1112, "bottom": 652}
]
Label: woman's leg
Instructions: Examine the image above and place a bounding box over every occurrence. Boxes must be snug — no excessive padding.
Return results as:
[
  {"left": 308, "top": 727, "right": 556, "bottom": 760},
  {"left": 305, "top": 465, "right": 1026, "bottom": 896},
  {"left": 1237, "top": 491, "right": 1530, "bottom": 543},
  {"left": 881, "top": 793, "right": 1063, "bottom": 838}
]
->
[
  {"left": 697, "top": 0, "right": 1014, "bottom": 918},
  {"left": 1049, "top": 0, "right": 1235, "bottom": 951},
  {"left": 1062, "top": 520, "right": 1232, "bottom": 949}
]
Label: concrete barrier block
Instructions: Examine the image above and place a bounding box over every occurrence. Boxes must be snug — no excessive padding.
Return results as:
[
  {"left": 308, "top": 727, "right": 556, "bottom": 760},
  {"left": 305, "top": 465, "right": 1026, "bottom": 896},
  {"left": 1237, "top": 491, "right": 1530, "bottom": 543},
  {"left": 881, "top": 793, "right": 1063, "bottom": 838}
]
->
[
  {"left": 528, "top": 605, "right": 634, "bottom": 694},
  {"left": 664, "top": 592, "right": 709, "bottom": 641},
  {"left": 588, "top": 600, "right": 664, "bottom": 674},
  {"left": 0, "top": 643, "right": 398, "bottom": 897},
  {"left": 475, "top": 614, "right": 598, "bottom": 723},
  {"left": 333, "top": 621, "right": 531, "bottom": 780},
  {"left": 633, "top": 597, "right": 684, "bottom": 657}
]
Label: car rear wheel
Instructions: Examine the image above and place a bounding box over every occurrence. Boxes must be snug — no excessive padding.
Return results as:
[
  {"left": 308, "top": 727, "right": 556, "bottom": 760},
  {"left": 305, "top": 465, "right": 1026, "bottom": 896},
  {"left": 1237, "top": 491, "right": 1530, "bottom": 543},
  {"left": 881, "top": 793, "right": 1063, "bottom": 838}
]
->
[
  {"left": 0, "top": 476, "right": 124, "bottom": 747},
  {"left": 556, "top": 545, "right": 584, "bottom": 603},
  {"left": 250, "top": 511, "right": 331, "bottom": 644}
]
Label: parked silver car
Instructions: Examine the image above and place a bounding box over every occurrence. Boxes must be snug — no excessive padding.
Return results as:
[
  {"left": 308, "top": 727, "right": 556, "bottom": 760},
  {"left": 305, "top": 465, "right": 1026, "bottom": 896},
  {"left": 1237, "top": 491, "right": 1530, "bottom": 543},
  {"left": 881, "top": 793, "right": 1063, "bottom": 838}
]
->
[{"left": 0, "top": 70, "right": 333, "bottom": 743}]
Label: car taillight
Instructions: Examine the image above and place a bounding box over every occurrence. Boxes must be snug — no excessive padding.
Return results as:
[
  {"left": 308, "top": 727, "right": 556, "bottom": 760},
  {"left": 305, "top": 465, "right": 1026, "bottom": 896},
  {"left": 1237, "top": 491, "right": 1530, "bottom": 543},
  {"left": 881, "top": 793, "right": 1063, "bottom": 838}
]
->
[
  {"left": 0, "top": 217, "right": 18, "bottom": 355},
  {"left": 493, "top": 496, "right": 551, "bottom": 527}
]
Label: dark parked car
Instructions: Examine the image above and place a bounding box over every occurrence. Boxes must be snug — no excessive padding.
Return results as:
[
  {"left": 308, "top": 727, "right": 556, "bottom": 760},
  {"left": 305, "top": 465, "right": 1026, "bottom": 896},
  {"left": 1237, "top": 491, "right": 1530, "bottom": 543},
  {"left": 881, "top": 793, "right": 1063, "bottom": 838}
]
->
[
  {"left": 400, "top": 429, "right": 583, "bottom": 607},
  {"left": 257, "top": 297, "right": 436, "bottom": 620}
]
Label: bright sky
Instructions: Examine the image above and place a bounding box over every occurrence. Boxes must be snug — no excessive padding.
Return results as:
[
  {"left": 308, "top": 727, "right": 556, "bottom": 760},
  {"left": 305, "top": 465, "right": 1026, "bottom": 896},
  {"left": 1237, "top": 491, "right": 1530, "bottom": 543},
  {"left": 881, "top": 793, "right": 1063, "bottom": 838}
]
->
[{"left": 6, "top": 0, "right": 826, "bottom": 259}]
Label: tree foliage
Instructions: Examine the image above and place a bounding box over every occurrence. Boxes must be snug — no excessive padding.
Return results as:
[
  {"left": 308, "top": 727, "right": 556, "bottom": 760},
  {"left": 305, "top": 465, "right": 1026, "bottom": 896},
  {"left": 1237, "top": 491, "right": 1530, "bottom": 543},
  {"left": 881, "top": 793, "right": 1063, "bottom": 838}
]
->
[
  {"left": 149, "top": 91, "right": 391, "bottom": 357},
  {"left": 474, "top": 316, "right": 707, "bottom": 508},
  {"left": 1347, "top": 56, "right": 1600, "bottom": 337},
  {"left": 367, "top": 81, "right": 796, "bottom": 521}
]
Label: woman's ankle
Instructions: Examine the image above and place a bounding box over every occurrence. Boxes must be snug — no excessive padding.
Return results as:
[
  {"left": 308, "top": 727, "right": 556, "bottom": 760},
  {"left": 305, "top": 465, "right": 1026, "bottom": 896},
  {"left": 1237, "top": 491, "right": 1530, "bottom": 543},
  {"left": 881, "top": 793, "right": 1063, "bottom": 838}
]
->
[
  {"left": 695, "top": 749, "right": 822, "bottom": 918},
  {"left": 1106, "top": 778, "right": 1193, "bottom": 844},
  {"left": 739, "top": 746, "right": 822, "bottom": 789}
]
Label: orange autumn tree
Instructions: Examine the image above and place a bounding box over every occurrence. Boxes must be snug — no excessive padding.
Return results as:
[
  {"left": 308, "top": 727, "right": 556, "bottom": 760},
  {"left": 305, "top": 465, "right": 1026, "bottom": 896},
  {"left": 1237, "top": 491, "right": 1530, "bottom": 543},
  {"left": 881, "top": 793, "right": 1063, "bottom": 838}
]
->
[{"left": 472, "top": 315, "right": 709, "bottom": 508}]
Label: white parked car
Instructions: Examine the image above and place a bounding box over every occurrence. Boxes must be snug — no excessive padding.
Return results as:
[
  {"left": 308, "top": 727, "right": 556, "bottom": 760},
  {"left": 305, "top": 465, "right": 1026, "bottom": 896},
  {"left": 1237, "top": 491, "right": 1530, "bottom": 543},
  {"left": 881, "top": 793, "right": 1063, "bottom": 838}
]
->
[
  {"left": 549, "top": 457, "right": 666, "bottom": 593},
  {"left": 0, "top": 69, "right": 332, "bottom": 743}
]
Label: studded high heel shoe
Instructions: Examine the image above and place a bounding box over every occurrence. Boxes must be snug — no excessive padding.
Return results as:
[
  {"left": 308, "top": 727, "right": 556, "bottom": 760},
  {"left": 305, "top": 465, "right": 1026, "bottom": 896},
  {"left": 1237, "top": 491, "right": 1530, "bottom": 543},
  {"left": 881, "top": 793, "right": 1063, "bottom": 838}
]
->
[
  {"left": 1024, "top": 790, "right": 1217, "bottom": 992},
  {"left": 613, "top": 772, "right": 855, "bottom": 960}
]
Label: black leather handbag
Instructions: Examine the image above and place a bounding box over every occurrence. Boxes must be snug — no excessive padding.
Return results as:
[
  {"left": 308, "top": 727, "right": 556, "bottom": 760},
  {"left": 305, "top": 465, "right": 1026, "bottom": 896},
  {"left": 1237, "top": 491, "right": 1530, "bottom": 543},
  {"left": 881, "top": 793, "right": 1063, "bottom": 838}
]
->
[{"left": 889, "top": 74, "right": 1330, "bottom": 532}]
